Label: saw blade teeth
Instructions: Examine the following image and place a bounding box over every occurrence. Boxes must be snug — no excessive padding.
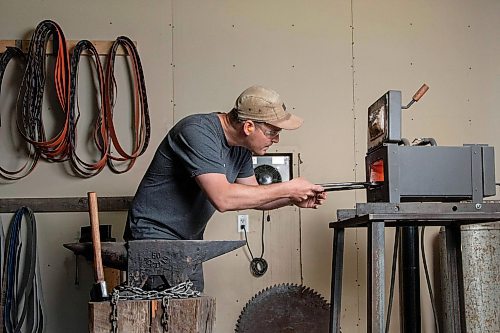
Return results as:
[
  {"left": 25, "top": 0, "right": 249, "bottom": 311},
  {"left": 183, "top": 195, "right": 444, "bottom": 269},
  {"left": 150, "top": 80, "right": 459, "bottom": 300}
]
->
[{"left": 235, "top": 283, "right": 329, "bottom": 332}]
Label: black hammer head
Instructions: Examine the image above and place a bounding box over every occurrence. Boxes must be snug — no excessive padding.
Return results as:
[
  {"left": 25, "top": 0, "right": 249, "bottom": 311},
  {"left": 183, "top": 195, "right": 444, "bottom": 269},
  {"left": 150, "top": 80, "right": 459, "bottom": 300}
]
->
[{"left": 90, "top": 281, "right": 109, "bottom": 301}]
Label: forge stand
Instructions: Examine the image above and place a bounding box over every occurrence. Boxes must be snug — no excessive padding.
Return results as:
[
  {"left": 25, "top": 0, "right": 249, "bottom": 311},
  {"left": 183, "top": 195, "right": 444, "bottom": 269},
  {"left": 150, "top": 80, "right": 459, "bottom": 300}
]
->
[{"left": 328, "top": 202, "right": 500, "bottom": 333}]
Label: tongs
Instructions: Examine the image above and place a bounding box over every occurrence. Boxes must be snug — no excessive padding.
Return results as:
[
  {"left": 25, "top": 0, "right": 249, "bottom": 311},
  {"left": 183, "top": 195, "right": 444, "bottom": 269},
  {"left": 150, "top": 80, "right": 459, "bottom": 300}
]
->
[{"left": 317, "top": 181, "right": 382, "bottom": 192}]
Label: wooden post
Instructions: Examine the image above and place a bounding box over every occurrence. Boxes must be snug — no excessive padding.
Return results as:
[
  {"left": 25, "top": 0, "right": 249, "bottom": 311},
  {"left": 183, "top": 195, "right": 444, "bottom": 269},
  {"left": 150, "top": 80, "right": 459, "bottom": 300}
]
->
[{"left": 89, "top": 296, "right": 215, "bottom": 333}]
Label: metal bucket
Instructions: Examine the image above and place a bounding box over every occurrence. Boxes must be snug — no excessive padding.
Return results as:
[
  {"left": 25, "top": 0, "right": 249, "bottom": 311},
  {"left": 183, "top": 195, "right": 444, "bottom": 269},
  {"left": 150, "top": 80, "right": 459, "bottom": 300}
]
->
[{"left": 439, "top": 223, "right": 500, "bottom": 333}]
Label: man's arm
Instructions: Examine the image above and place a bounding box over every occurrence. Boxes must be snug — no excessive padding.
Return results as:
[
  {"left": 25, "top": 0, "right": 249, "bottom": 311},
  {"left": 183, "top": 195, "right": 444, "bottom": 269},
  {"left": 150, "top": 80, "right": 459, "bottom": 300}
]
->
[
  {"left": 235, "top": 175, "right": 293, "bottom": 210},
  {"left": 236, "top": 176, "right": 327, "bottom": 210},
  {"left": 235, "top": 176, "right": 328, "bottom": 210},
  {"left": 195, "top": 173, "right": 324, "bottom": 212}
]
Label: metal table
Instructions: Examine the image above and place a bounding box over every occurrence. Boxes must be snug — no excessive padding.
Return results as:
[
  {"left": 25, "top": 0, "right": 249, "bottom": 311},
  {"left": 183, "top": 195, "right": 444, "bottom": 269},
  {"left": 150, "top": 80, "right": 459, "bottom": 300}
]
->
[{"left": 328, "top": 202, "right": 500, "bottom": 333}]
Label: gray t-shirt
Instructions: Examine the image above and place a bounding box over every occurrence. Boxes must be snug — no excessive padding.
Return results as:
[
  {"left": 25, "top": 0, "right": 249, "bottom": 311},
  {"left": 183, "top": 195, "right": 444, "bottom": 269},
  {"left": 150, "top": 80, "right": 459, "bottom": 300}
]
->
[{"left": 125, "top": 112, "right": 254, "bottom": 240}]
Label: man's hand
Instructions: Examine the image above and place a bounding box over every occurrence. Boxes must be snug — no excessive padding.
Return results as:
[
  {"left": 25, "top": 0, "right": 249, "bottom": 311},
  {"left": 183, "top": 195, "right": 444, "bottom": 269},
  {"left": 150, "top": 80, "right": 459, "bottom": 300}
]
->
[
  {"left": 292, "top": 191, "right": 327, "bottom": 209},
  {"left": 285, "top": 177, "right": 324, "bottom": 203},
  {"left": 285, "top": 177, "right": 327, "bottom": 209}
]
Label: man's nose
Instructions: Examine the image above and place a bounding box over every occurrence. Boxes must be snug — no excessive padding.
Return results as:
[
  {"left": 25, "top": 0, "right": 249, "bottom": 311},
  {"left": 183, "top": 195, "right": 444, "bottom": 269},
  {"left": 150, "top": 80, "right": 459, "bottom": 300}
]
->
[{"left": 272, "top": 134, "right": 280, "bottom": 143}]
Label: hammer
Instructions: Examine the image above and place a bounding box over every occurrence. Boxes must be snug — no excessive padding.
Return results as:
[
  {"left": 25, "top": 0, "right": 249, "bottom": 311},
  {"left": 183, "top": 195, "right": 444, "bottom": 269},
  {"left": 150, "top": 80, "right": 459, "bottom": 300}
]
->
[{"left": 88, "top": 192, "right": 109, "bottom": 301}]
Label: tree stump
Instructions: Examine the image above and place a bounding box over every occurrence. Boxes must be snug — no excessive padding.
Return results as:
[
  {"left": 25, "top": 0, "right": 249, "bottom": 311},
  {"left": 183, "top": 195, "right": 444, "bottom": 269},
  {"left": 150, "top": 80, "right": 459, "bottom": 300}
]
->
[{"left": 88, "top": 296, "right": 215, "bottom": 333}]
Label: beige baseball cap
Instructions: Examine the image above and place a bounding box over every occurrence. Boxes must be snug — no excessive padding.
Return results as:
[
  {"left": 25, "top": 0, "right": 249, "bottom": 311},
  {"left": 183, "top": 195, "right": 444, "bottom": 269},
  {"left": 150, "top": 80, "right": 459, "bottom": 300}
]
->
[{"left": 234, "top": 85, "right": 303, "bottom": 130}]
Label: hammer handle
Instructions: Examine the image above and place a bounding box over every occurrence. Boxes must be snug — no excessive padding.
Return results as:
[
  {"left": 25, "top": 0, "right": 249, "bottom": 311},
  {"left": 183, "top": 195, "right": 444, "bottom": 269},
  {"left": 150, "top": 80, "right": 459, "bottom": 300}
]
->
[{"left": 88, "top": 192, "right": 105, "bottom": 283}]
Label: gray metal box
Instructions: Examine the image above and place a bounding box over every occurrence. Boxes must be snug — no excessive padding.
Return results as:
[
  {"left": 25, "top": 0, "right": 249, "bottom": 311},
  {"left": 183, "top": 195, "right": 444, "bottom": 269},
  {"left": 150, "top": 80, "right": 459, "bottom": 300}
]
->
[{"left": 366, "top": 144, "right": 496, "bottom": 203}]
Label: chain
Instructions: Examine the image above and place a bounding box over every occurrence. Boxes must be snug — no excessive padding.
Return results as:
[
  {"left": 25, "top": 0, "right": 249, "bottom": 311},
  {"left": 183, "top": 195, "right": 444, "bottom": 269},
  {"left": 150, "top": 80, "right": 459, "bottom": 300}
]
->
[
  {"left": 110, "top": 291, "right": 119, "bottom": 333},
  {"left": 108, "top": 281, "right": 200, "bottom": 332},
  {"left": 161, "top": 297, "right": 169, "bottom": 332}
]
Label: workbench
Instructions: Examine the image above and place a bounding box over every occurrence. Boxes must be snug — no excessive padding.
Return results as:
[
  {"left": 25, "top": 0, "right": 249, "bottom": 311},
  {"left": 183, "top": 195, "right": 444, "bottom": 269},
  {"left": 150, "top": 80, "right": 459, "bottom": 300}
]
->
[{"left": 328, "top": 202, "right": 500, "bottom": 333}]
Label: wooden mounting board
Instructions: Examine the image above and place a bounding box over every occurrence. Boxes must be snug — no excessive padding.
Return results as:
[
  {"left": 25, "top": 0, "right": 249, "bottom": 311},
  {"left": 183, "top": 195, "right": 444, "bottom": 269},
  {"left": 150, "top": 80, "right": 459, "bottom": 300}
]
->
[
  {"left": 0, "top": 196, "right": 133, "bottom": 213},
  {"left": 0, "top": 40, "right": 137, "bottom": 56}
]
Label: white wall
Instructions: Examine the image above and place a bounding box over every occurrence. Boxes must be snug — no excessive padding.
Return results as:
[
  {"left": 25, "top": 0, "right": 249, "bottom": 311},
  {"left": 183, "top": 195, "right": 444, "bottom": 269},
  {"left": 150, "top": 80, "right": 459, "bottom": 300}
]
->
[{"left": 0, "top": 1, "right": 499, "bottom": 332}]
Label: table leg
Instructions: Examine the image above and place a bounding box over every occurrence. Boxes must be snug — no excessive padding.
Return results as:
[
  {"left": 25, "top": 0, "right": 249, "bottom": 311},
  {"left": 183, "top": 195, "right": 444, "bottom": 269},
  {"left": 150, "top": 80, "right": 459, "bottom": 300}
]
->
[
  {"left": 329, "top": 228, "right": 345, "bottom": 333},
  {"left": 444, "top": 225, "right": 466, "bottom": 333},
  {"left": 368, "top": 222, "right": 385, "bottom": 333}
]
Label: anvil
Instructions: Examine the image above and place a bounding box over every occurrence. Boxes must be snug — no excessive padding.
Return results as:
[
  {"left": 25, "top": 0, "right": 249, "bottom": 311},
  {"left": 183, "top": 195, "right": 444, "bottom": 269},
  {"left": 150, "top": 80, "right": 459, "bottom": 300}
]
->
[{"left": 64, "top": 239, "right": 246, "bottom": 289}]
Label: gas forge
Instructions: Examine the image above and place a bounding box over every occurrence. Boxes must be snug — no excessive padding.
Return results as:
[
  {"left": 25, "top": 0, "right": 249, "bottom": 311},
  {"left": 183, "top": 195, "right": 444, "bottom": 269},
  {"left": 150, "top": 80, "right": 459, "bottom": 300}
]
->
[{"left": 365, "top": 84, "right": 495, "bottom": 204}]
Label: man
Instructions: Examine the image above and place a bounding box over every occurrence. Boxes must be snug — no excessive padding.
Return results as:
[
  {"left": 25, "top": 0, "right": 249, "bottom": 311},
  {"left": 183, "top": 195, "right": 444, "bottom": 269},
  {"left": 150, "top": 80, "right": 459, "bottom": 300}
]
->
[{"left": 124, "top": 85, "right": 326, "bottom": 290}]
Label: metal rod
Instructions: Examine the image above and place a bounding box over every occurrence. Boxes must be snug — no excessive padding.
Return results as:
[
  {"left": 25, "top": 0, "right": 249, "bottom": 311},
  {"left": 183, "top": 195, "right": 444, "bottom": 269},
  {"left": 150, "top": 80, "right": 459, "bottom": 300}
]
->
[{"left": 318, "top": 181, "right": 382, "bottom": 192}]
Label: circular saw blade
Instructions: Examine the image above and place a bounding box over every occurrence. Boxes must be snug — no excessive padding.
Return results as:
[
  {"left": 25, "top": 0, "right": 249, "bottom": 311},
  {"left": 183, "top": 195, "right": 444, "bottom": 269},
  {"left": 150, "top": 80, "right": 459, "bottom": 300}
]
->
[{"left": 235, "top": 283, "right": 330, "bottom": 333}]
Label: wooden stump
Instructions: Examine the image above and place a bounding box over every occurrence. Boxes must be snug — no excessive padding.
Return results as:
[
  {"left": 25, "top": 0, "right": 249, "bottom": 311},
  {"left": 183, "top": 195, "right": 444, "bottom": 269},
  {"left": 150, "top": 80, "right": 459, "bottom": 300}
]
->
[{"left": 89, "top": 296, "right": 215, "bottom": 333}]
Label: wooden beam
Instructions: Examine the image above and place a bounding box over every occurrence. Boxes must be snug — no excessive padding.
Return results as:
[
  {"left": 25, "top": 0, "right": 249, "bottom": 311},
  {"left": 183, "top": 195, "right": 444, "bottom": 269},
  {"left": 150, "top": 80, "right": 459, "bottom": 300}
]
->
[
  {"left": 0, "top": 196, "right": 133, "bottom": 213},
  {"left": 0, "top": 39, "right": 136, "bottom": 56}
]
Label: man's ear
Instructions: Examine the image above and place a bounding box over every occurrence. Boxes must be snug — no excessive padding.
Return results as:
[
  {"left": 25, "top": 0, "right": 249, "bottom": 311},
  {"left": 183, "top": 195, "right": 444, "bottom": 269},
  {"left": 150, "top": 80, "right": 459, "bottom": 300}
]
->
[{"left": 243, "top": 120, "right": 255, "bottom": 136}]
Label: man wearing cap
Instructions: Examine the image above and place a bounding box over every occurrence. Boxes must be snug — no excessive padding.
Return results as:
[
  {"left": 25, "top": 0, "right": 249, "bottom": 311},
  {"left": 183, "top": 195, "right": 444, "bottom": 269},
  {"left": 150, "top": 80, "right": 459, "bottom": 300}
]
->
[{"left": 125, "top": 85, "right": 326, "bottom": 291}]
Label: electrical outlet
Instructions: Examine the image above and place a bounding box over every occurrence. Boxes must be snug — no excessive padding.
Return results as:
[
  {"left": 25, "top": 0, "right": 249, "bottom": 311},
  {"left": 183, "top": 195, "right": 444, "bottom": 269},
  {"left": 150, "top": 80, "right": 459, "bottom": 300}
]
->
[{"left": 237, "top": 214, "right": 249, "bottom": 233}]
